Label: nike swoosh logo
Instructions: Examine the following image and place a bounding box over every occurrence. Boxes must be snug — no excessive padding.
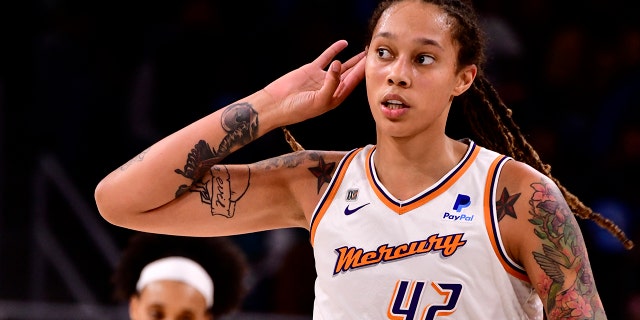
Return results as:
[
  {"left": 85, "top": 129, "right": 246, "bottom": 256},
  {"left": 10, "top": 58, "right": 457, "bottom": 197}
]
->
[{"left": 344, "top": 203, "right": 371, "bottom": 215}]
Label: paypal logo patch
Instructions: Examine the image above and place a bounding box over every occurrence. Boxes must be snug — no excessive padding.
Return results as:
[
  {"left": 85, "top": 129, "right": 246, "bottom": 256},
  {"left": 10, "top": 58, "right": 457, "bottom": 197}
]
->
[
  {"left": 443, "top": 212, "right": 474, "bottom": 222},
  {"left": 443, "top": 194, "right": 474, "bottom": 222},
  {"left": 452, "top": 194, "right": 471, "bottom": 212}
]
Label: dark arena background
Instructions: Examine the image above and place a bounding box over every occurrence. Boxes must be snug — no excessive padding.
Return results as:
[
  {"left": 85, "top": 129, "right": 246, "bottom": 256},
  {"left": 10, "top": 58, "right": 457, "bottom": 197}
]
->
[{"left": 0, "top": 0, "right": 639, "bottom": 319}]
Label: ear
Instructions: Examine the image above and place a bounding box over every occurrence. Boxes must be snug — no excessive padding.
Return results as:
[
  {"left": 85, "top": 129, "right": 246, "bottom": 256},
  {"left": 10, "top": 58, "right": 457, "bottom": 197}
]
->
[
  {"left": 452, "top": 64, "right": 477, "bottom": 96},
  {"left": 129, "top": 295, "right": 140, "bottom": 319}
]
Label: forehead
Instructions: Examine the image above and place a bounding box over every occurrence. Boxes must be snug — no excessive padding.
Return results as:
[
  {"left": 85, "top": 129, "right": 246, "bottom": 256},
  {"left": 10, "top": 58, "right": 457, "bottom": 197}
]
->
[
  {"left": 374, "top": 1, "right": 455, "bottom": 47},
  {"left": 138, "top": 280, "right": 207, "bottom": 313}
]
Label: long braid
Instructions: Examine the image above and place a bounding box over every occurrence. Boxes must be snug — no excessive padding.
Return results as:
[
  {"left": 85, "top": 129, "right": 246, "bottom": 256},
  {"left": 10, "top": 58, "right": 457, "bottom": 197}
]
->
[
  {"left": 281, "top": 126, "right": 305, "bottom": 151},
  {"left": 465, "top": 75, "right": 634, "bottom": 250}
]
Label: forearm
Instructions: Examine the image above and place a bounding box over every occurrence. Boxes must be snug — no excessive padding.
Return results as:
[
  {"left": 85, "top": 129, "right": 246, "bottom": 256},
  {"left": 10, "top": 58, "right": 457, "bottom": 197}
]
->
[{"left": 95, "top": 90, "right": 281, "bottom": 222}]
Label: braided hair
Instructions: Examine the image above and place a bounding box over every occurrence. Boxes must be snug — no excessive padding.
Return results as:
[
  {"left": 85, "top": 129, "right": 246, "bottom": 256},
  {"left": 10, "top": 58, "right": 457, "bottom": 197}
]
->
[{"left": 366, "top": 0, "right": 634, "bottom": 249}]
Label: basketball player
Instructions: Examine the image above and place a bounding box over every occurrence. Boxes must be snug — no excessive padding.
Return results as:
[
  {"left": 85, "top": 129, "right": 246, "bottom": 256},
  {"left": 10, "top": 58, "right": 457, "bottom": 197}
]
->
[{"left": 96, "top": 0, "right": 632, "bottom": 318}]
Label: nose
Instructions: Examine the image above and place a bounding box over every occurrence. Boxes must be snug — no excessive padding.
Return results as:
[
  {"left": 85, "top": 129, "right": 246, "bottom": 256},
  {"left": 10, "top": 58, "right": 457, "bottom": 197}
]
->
[{"left": 387, "top": 59, "right": 411, "bottom": 87}]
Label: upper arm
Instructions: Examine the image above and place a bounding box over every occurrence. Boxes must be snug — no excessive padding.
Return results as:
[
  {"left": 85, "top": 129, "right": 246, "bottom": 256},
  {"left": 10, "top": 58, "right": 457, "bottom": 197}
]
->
[
  {"left": 125, "top": 150, "right": 346, "bottom": 237},
  {"left": 497, "top": 161, "right": 606, "bottom": 319}
]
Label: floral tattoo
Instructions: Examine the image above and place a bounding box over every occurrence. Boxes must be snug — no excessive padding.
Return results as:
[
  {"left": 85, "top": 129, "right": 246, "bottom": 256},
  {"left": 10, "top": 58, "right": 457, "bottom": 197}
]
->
[{"left": 527, "top": 181, "right": 602, "bottom": 319}]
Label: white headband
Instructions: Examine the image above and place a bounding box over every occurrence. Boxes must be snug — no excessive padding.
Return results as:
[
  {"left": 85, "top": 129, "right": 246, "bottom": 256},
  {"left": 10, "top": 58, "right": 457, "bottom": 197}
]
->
[{"left": 136, "top": 256, "right": 214, "bottom": 307}]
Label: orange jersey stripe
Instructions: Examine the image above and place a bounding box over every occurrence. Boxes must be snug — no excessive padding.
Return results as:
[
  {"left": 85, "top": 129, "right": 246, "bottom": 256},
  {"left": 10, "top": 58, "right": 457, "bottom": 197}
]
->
[
  {"left": 367, "top": 145, "right": 481, "bottom": 214},
  {"left": 483, "top": 155, "right": 529, "bottom": 282},
  {"left": 310, "top": 148, "right": 362, "bottom": 246}
]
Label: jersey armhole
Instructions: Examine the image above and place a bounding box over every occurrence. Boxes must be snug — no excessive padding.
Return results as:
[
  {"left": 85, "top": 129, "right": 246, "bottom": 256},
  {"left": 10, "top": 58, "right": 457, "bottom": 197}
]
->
[
  {"left": 309, "top": 147, "right": 363, "bottom": 246},
  {"left": 484, "top": 156, "right": 530, "bottom": 282}
]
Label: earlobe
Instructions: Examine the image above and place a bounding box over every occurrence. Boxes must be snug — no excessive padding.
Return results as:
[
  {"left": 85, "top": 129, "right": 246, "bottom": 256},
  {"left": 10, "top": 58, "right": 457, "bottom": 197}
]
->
[{"left": 453, "top": 64, "right": 477, "bottom": 96}]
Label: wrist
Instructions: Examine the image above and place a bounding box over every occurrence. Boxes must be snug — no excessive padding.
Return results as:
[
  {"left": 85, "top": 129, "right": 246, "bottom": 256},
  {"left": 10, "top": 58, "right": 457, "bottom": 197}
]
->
[{"left": 244, "top": 89, "right": 288, "bottom": 132}]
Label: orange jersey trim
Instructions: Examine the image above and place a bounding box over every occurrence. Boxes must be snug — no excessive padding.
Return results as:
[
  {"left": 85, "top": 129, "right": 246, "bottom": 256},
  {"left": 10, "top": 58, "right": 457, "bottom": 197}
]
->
[
  {"left": 483, "top": 155, "right": 529, "bottom": 282},
  {"left": 310, "top": 148, "right": 362, "bottom": 246},
  {"left": 367, "top": 145, "right": 481, "bottom": 214}
]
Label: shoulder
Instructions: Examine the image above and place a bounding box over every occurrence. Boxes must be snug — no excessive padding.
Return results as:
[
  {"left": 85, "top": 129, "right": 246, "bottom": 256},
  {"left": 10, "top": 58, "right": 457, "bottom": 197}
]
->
[
  {"left": 497, "top": 158, "right": 554, "bottom": 194},
  {"left": 497, "top": 160, "right": 563, "bottom": 217},
  {"left": 247, "top": 149, "right": 352, "bottom": 218},
  {"left": 251, "top": 150, "right": 350, "bottom": 172},
  {"left": 246, "top": 150, "right": 354, "bottom": 187},
  {"left": 496, "top": 158, "right": 557, "bottom": 211},
  {"left": 495, "top": 159, "right": 562, "bottom": 263}
]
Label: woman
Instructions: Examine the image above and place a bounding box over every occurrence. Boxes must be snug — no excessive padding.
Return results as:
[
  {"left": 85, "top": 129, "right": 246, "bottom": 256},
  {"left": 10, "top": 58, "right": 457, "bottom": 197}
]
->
[
  {"left": 96, "top": 0, "right": 632, "bottom": 318},
  {"left": 112, "top": 233, "right": 248, "bottom": 320}
]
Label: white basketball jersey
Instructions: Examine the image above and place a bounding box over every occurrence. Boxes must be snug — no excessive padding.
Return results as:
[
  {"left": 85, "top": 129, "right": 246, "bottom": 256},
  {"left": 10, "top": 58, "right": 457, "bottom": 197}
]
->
[{"left": 309, "top": 141, "right": 543, "bottom": 319}]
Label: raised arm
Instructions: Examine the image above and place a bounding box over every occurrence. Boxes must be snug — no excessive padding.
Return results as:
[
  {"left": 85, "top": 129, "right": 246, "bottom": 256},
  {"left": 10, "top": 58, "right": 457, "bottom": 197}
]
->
[
  {"left": 94, "top": 40, "right": 365, "bottom": 236},
  {"left": 498, "top": 161, "right": 607, "bottom": 319}
]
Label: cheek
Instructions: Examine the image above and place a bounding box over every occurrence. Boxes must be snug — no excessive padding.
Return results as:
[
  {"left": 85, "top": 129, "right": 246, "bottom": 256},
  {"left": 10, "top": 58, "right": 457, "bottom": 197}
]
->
[
  {"left": 364, "top": 55, "right": 383, "bottom": 82},
  {"left": 364, "top": 60, "right": 379, "bottom": 107}
]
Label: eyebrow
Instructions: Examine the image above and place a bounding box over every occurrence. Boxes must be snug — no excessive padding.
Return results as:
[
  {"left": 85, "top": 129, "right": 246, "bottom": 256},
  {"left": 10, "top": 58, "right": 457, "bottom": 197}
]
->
[{"left": 374, "top": 31, "right": 445, "bottom": 50}]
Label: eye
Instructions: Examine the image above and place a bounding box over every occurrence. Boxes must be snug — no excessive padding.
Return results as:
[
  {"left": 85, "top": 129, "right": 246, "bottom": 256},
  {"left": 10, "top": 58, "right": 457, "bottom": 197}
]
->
[
  {"left": 376, "top": 48, "right": 392, "bottom": 59},
  {"left": 416, "top": 54, "right": 435, "bottom": 65},
  {"left": 149, "top": 310, "right": 165, "bottom": 320},
  {"left": 177, "top": 311, "right": 196, "bottom": 320}
]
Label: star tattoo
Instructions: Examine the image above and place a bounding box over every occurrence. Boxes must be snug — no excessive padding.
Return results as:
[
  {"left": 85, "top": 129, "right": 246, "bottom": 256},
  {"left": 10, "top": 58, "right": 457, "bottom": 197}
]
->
[
  {"left": 308, "top": 157, "right": 335, "bottom": 194},
  {"left": 496, "top": 188, "right": 520, "bottom": 221}
]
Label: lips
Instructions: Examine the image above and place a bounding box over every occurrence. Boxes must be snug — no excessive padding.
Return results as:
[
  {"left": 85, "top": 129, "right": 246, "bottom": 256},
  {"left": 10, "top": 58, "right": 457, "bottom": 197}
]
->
[
  {"left": 384, "top": 100, "right": 405, "bottom": 109},
  {"left": 382, "top": 94, "right": 409, "bottom": 109}
]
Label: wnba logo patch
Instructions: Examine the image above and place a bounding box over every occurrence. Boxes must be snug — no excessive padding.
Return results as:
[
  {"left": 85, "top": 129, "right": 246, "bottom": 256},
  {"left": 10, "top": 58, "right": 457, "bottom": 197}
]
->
[{"left": 346, "top": 189, "right": 359, "bottom": 201}]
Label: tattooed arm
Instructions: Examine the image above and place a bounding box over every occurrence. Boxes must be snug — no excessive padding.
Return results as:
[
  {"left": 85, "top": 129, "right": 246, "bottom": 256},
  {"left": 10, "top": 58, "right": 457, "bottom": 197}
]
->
[
  {"left": 103, "top": 149, "right": 345, "bottom": 236},
  {"left": 94, "top": 40, "right": 365, "bottom": 235},
  {"left": 497, "top": 160, "right": 607, "bottom": 319}
]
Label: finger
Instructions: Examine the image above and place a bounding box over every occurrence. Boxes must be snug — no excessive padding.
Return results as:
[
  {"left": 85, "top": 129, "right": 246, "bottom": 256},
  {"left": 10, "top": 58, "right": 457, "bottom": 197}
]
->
[
  {"left": 311, "top": 40, "right": 349, "bottom": 69},
  {"left": 340, "top": 52, "right": 365, "bottom": 81},
  {"left": 335, "top": 57, "right": 365, "bottom": 99},
  {"left": 319, "top": 60, "right": 342, "bottom": 104},
  {"left": 341, "top": 51, "right": 366, "bottom": 73}
]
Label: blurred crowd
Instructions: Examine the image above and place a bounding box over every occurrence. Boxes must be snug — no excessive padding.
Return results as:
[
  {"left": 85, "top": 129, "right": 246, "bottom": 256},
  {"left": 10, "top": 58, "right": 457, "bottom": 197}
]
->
[{"left": 0, "top": 0, "right": 638, "bottom": 319}]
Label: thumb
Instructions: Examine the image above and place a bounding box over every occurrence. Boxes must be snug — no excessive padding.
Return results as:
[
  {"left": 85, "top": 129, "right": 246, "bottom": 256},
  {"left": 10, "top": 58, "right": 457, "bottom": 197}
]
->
[{"left": 319, "top": 60, "right": 342, "bottom": 103}]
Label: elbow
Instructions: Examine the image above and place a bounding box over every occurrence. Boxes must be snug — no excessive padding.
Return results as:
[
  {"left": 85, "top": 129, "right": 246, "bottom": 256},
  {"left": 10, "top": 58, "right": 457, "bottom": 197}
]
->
[{"left": 94, "top": 179, "right": 127, "bottom": 227}]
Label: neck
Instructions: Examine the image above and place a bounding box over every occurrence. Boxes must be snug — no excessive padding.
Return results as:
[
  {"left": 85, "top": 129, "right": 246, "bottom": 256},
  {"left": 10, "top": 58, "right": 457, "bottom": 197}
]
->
[{"left": 372, "top": 136, "right": 468, "bottom": 200}]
